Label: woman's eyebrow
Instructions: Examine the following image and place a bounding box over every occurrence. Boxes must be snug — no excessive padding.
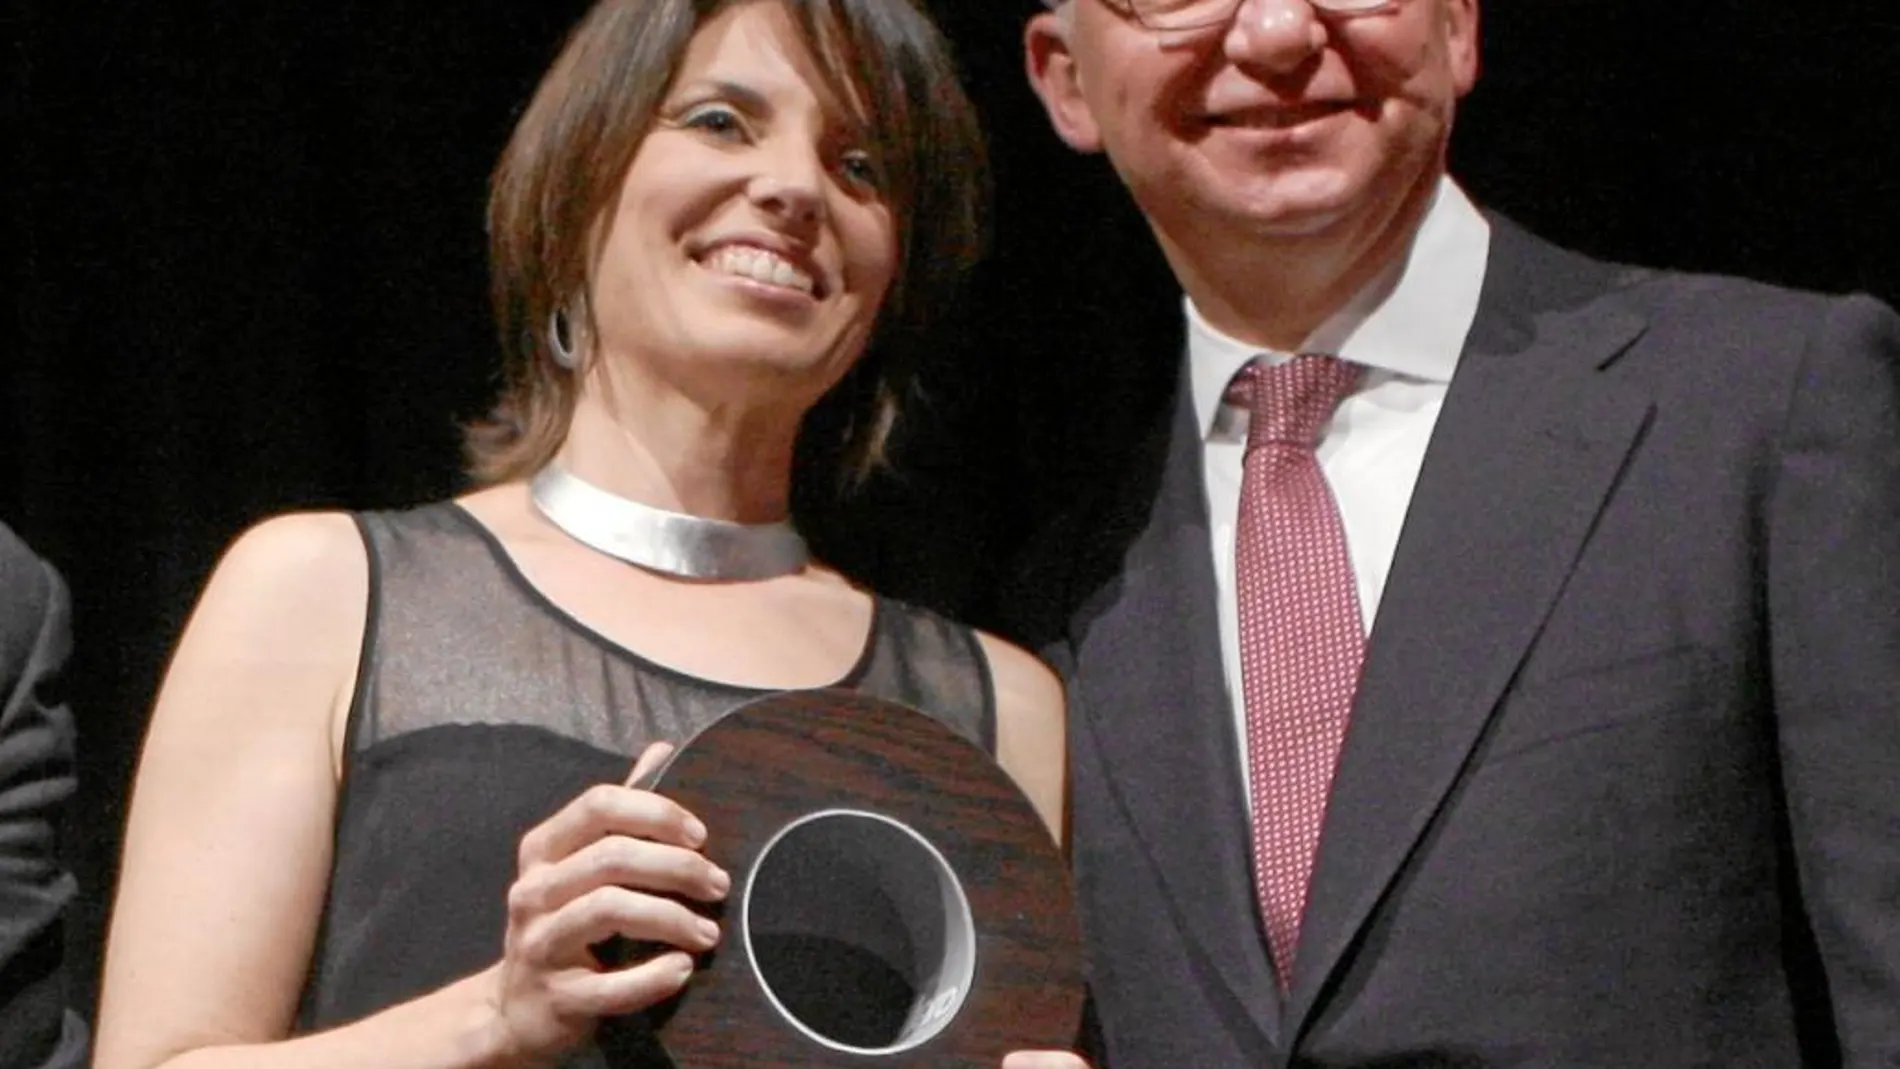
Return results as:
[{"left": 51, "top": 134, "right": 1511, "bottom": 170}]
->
[{"left": 673, "top": 78, "right": 772, "bottom": 114}]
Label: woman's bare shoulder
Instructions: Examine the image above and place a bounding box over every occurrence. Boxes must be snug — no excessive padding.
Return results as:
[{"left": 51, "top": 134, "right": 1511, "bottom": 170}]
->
[
  {"left": 973, "top": 629, "right": 1064, "bottom": 724},
  {"left": 161, "top": 510, "right": 370, "bottom": 726},
  {"left": 200, "top": 510, "right": 366, "bottom": 628}
]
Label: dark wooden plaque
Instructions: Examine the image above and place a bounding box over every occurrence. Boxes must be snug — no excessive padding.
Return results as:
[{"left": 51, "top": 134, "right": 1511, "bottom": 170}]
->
[{"left": 645, "top": 689, "right": 1084, "bottom": 1067}]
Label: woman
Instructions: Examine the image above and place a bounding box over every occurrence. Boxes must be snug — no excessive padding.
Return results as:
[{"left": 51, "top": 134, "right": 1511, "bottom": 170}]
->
[{"left": 93, "top": 1, "right": 1083, "bottom": 1066}]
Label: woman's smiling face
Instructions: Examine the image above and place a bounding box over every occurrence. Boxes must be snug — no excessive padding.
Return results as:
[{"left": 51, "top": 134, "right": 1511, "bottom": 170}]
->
[{"left": 587, "top": 0, "right": 899, "bottom": 405}]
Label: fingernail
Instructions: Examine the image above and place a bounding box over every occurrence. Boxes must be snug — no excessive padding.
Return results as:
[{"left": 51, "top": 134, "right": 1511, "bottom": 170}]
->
[
  {"left": 685, "top": 817, "right": 708, "bottom": 846},
  {"left": 697, "top": 917, "right": 721, "bottom": 945},
  {"left": 709, "top": 866, "right": 731, "bottom": 897}
]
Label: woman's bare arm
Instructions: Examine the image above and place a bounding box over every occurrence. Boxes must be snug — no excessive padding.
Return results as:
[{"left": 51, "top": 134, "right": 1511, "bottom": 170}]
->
[
  {"left": 95, "top": 513, "right": 727, "bottom": 1069},
  {"left": 978, "top": 633, "right": 1088, "bottom": 1069},
  {"left": 976, "top": 632, "right": 1068, "bottom": 847},
  {"left": 93, "top": 511, "right": 421, "bottom": 1067}
]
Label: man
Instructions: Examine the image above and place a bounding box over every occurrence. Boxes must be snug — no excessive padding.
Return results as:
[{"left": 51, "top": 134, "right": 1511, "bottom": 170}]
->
[
  {"left": 0, "top": 524, "right": 88, "bottom": 1069},
  {"left": 1009, "top": 0, "right": 1900, "bottom": 1064}
]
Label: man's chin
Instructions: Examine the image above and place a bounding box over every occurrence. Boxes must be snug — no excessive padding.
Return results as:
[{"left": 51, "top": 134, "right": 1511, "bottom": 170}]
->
[
  {"left": 1185, "top": 165, "right": 1363, "bottom": 238},
  {"left": 1220, "top": 191, "right": 1359, "bottom": 241}
]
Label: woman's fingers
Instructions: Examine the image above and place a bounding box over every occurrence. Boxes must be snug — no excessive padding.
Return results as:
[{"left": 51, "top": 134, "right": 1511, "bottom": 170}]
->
[
  {"left": 508, "top": 834, "right": 729, "bottom": 924},
  {"left": 549, "top": 950, "right": 699, "bottom": 1019},
  {"left": 1000, "top": 1053, "right": 1091, "bottom": 1069},
  {"left": 517, "top": 781, "right": 707, "bottom": 871},
  {"left": 625, "top": 741, "right": 675, "bottom": 789},
  {"left": 517, "top": 884, "right": 721, "bottom": 970}
]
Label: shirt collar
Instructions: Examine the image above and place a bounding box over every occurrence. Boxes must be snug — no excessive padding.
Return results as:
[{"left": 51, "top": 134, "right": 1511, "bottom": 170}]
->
[{"left": 1187, "top": 175, "right": 1492, "bottom": 439}]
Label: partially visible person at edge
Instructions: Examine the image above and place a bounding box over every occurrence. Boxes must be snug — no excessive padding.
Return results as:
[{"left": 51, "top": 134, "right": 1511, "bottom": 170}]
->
[
  {"left": 91, "top": 1, "right": 1086, "bottom": 1065},
  {"left": 0, "top": 523, "right": 89, "bottom": 1069},
  {"left": 1005, "top": 0, "right": 1900, "bottom": 1064}
]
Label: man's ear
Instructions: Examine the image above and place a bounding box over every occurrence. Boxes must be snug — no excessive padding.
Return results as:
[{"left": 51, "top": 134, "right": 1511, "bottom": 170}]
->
[
  {"left": 1024, "top": 11, "right": 1104, "bottom": 154},
  {"left": 1444, "top": 0, "right": 1481, "bottom": 97}
]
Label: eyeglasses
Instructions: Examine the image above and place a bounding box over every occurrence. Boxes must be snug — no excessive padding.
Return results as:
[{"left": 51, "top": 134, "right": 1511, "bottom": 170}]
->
[{"left": 1095, "top": 0, "right": 1398, "bottom": 33}]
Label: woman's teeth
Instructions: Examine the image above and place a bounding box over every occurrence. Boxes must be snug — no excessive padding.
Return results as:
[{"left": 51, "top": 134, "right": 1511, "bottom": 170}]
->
[{"left": 705, "top": 246, "right": 815, "bottom": 295}]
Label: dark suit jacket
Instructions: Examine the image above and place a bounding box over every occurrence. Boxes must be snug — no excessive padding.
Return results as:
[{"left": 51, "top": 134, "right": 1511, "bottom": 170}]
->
[
  {"left": 0, "top": 525, "right": 88, "bottom": 1069},
  {"left": 1003, "top": 219, "right": 1900, "bottom": 1066}
]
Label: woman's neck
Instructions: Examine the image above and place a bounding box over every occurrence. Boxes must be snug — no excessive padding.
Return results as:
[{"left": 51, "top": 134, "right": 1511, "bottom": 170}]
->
[{"left": 554, "top": 379, "right": 801, "bottom": 525}]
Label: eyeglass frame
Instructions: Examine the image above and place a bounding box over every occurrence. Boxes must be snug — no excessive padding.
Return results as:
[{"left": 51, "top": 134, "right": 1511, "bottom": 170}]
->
[{"left": 1041, "top": 0, "right": 1401, "bottom": 34}]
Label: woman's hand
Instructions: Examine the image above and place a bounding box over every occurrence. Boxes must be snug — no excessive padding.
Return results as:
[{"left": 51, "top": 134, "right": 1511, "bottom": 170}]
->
[
  {"left": 1002, "top": 1052, "right": 1090, "bottom": 1068},
  {"left": 485, "top": 742, "right": 731, "bottom": 1062}
]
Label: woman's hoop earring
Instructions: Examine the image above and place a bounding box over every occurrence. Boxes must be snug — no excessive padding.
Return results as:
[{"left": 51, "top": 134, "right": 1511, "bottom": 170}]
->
[{"left": 547, "top": 302, "right": 583, "bottom": 370}]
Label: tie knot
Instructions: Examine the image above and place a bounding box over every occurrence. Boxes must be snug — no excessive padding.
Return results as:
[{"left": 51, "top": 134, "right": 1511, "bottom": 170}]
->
[{"left": 1230, "top": 355, "right": 1362, "bottom": 451}]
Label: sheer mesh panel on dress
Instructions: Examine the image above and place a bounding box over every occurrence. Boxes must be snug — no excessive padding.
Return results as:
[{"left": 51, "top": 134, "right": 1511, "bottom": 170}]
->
[{"left": 345, "top": 503, "right": 994, "bottom": 760}]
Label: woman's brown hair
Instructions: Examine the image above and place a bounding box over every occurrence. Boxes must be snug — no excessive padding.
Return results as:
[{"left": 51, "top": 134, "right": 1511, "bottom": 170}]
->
[{"left": 466, "top": 0, "right": 988, "bottom": 485}]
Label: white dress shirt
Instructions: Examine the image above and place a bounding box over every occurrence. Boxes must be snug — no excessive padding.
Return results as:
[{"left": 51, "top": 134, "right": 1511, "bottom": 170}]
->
[{"left": 1188, "top": 176, "right": 1491, "bottom": 805}]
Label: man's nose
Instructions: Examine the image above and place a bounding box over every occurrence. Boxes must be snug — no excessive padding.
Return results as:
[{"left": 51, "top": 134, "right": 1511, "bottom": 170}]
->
[{"left": 1223, "top": 0, "right": 1327, "bottom": 75}]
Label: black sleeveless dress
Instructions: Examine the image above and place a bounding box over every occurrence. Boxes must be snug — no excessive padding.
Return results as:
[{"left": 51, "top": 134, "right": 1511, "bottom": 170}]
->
[{"left": 297, "top": 503, "right": 996, "bottom": 1063}]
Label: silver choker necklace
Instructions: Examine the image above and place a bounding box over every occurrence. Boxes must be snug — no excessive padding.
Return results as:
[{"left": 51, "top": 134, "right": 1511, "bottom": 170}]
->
[{"left": 528, "top": 464, "right": 809, "bottom": 581}]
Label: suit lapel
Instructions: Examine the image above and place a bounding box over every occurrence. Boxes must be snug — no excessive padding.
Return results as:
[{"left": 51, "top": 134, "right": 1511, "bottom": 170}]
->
[
  {"left": 1284, "top": 224, "right": 1656, "bottom": 1035},
  {"left": 1071, "top": 373, "right": 1285, "bottom": 1042}
]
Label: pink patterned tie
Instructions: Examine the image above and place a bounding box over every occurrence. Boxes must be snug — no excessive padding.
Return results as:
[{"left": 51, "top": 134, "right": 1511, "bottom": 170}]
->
[{"left": 1232, "top": 354, "right": 1366, "bottom": 990}]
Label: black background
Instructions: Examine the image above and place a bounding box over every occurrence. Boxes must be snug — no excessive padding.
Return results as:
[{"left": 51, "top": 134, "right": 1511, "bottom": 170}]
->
[{"left": 7, "top": 0, "right": 1898, "bottom": 1018}]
